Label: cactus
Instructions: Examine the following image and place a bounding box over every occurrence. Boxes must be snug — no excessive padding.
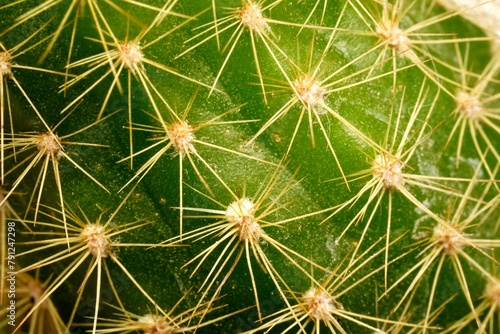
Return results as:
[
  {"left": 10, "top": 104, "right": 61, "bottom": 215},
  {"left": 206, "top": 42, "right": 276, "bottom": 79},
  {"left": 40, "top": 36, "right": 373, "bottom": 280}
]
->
[{"left": 0, "top": 0, "right": 499, "bottom": 333}]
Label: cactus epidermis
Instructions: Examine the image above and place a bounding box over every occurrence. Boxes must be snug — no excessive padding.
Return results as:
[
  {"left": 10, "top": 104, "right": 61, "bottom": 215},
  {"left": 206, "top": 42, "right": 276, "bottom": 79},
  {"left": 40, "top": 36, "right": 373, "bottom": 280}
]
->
[{"left": 0, "top": 0, "right": 499, "bottom": 333}]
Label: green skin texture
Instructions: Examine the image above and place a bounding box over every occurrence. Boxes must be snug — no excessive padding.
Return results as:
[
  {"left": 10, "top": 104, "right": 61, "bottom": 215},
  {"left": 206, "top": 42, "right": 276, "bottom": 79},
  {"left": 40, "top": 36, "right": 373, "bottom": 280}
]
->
[{"left": 0, "top": 0, "right": 498, "bottom": 333}]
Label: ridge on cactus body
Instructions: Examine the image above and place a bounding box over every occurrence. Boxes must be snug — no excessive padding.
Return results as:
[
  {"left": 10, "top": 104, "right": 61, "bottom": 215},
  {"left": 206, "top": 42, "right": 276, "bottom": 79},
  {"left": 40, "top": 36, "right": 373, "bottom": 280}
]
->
[{"left": 0, "top": 0, "right": 498, "bottom": 333}]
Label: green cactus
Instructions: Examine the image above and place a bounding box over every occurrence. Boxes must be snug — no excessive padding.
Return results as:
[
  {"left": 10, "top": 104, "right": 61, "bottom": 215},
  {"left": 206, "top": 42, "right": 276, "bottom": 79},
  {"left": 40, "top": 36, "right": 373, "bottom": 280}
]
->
[{"left": 0, "top": 0, "right": 499, "bottom": 333}]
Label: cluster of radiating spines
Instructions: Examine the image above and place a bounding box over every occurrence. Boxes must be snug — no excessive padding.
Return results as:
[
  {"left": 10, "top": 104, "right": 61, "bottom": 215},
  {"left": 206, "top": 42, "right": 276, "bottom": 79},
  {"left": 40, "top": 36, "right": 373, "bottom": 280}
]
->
[
  {"left": 0, "top": 105, "right": 111, "bottom": 248},
  {"left": 346, "top": 0, "right": 497, "bottom": 96},
  {"left": 445, "top": 42, "right": 500, "bottom": 183},
  {"left": 0, "top": 12, "right": 118, "bottom": 260},
  {"left": 0, "top": 27, "right": 72, "bottom": 185},
  {"left": 94, "top": 309, "right": 200, "bottom": 333},
  {"left": 12, "top": 187, "right": 167, "bottom": 334},
  {"left": 178, "top": 0, "right": 336, "bottom": 101},
  {"left": 163, "top": 163, "right": 332, "bottom": 324},
  {"left": 92, "top": 294, "right": 247, "bottom": 333},
  {"left": 317, "top": 79, "right": 483, "bottom": 292},
  {"left": 59, "top": 3, "right": 206, "bottom": 118},
  {"left": 245, "top": 17, "right": 415, "bottom": 186},
  {"left": 239, "top": 0, "right": 500, "bottom": 193},
  {"left": 55, "top": 3, "right": 213, "bottom": 171},
  {"left": 379, "top": 160, "right": 500, "bottom": 332},
  {"left": 243, "top": 234, "right": 416, "bottom": 333},
  {"left": 1, "top": 0, "right": 179, "bottom": 79},
  {"left": 118, "top": 90, "right": 275, "bottom": 239},
  {"left": 0, "top": 269, "right": 65, "bottom": 333},
  {"left": 446, "top": 273, "right": 500, "bottom": 333}
]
